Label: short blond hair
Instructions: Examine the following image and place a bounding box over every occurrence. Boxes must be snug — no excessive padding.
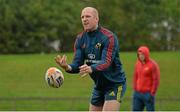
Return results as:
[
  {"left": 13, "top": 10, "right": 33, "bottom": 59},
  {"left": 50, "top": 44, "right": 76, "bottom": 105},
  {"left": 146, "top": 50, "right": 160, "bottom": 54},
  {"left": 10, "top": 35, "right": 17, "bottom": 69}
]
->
[{"left": 82, "top": 7, "right": 99, "bottom": 20}]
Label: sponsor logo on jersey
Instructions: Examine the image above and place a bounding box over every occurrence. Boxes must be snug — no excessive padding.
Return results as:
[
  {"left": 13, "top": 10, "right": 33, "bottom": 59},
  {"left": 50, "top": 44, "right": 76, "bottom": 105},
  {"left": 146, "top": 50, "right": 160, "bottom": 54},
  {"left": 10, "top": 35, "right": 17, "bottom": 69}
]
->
[
  {"left": 88, "top": 54, "right": 95, "bottom": 59},
  {"left": 85, "top": 59, "right": 100, "bottom": 64}
]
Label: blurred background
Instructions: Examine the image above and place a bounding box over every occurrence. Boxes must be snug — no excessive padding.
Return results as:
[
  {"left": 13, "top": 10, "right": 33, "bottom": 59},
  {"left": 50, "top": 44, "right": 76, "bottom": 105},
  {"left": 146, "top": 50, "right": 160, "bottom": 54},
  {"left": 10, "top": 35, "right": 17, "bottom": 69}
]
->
[
  {"left": 0, "top": 0, "right": 179, "bottom": 53},
  {"left": 0, "top": 0, "right": 179, "bottom": 111}
]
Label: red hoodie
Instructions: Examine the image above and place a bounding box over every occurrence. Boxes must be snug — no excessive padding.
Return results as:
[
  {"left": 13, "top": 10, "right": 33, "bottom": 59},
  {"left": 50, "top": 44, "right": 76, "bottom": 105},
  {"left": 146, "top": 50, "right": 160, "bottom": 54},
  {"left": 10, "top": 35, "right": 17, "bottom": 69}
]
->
[{"left": 133, "top": 46, "right": 160, "bottom": 96}]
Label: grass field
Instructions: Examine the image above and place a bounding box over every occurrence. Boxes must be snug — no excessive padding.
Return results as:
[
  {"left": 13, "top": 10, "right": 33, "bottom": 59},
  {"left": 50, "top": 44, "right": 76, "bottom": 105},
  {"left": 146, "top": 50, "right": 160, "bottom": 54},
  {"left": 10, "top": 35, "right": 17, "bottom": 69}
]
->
[{"left": 0, "top": 52, "right": 180, "bottom": 110}]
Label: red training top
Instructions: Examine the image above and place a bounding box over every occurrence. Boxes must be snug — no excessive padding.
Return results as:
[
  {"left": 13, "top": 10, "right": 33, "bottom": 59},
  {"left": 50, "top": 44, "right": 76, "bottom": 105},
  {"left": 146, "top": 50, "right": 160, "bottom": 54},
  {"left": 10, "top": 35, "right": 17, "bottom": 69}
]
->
[{"left": 133, "top": 46, "right": 160, "bottom": 96}]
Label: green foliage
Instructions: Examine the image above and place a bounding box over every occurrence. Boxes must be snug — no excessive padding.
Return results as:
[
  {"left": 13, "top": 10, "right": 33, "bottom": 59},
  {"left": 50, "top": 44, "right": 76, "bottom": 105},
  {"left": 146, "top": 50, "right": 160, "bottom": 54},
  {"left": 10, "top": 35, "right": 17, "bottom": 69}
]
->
[
  {"left": 0, "top": 0, "right": 179, "bottom": 53},
  {"left": 0, "top": 0, "right": 83, "bottom": 53}
]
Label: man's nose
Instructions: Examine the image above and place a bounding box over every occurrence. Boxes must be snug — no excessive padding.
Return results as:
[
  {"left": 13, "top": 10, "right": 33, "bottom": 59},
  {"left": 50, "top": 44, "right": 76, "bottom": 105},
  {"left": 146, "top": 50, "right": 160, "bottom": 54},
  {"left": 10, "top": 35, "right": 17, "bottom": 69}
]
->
[{"left": 82, "top": 19, "right": 86, "bottom": 22}]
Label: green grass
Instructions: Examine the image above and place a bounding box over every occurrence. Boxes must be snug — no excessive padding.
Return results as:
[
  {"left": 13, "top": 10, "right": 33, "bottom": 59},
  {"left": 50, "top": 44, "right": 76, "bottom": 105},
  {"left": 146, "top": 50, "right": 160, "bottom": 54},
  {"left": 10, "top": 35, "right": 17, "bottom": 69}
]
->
[{"left": 0, "top": 52, "right": 180, "bottom": 110}]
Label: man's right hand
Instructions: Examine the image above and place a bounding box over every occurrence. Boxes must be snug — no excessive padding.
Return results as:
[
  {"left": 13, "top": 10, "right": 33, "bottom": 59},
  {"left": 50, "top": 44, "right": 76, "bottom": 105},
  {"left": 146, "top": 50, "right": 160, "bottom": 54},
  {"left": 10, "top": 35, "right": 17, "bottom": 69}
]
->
[{"left": 55, "top": 55, "right": 69, "bottom": 71}]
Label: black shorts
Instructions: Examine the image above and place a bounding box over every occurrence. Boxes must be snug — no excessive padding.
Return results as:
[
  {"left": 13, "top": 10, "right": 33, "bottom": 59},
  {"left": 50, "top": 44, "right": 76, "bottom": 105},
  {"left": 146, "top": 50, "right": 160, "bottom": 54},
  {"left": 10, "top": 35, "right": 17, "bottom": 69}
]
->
[{"left": 90, "top": 83, "right": 126, "bottom": 106}]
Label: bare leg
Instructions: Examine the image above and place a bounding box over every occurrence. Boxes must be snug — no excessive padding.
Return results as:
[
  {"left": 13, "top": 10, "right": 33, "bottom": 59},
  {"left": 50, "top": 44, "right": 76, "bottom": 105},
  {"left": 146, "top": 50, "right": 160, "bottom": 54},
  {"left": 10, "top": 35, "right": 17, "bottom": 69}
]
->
[
  {"left": 89, "top": 104, "right": 103, "bottom": 111},
  {"left": 102, "top": 100, "right": 120, "bottom": 111}
]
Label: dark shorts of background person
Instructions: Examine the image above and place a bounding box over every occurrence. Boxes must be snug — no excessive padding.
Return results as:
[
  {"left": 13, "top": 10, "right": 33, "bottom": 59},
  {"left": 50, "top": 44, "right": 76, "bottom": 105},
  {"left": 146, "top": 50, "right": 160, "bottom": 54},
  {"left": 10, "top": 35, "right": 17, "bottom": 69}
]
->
[
  {"left": 90, "top": 83, "right": 126, "bottom": 106},
  {"left": 133, "top": 91, "right": 155, "bottom": 111}
]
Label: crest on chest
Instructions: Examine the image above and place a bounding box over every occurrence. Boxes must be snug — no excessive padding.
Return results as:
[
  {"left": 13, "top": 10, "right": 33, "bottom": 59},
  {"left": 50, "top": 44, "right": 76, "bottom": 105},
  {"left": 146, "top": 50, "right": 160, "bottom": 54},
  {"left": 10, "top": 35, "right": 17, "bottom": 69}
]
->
[{"left": 95, "top": 43, "right": 101, "bottom": 49}]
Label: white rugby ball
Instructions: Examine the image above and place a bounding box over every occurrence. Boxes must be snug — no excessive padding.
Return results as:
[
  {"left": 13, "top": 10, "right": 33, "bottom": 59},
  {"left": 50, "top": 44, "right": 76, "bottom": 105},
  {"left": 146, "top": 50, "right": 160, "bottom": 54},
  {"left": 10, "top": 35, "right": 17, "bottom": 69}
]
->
[{"left": 45, "top": 67, "right": 64, "bottom": 88}]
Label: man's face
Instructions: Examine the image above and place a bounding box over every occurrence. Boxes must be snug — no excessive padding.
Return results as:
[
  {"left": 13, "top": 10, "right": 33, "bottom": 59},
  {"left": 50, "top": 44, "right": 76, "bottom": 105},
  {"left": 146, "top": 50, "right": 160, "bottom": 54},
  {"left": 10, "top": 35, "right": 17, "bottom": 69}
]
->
[
  {"left": 138, "top": 51, "right": 145, "bottom": 62},
  {"left": 81, "top": 8, "right": 98, "bottom": 32}
]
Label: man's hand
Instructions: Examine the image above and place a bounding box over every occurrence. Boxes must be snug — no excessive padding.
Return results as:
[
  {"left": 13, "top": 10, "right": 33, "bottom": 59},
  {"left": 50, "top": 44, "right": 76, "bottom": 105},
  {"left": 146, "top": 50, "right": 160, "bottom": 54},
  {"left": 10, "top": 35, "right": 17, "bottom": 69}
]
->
[
  {"left": 55, "top": 55, "right": 69, "bottom": 71},
  {"left": 79, "top": 64, "right": 92, "bottom": 77}
]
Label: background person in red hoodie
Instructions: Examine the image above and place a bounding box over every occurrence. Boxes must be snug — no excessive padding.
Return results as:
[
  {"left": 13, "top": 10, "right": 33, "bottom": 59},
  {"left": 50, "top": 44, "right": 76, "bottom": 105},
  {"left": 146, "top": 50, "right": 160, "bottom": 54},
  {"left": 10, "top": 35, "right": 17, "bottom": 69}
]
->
[{"left": 132, "top": 46, "right": 160, "bottom": 111}]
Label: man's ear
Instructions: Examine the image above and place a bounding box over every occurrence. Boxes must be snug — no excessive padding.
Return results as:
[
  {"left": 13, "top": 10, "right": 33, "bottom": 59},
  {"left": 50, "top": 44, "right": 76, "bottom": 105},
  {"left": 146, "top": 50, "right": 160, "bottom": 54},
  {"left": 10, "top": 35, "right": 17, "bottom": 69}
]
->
[{"left": 96, "top": 16, "right": 99, "bottom": 21}]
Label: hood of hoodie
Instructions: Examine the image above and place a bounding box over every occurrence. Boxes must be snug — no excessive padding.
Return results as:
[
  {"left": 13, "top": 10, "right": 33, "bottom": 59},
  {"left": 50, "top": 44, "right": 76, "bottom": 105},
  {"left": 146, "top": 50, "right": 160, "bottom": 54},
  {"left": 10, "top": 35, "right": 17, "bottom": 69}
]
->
[{"left": 137, "top": 46, "right": 150, "bottom": 63}]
